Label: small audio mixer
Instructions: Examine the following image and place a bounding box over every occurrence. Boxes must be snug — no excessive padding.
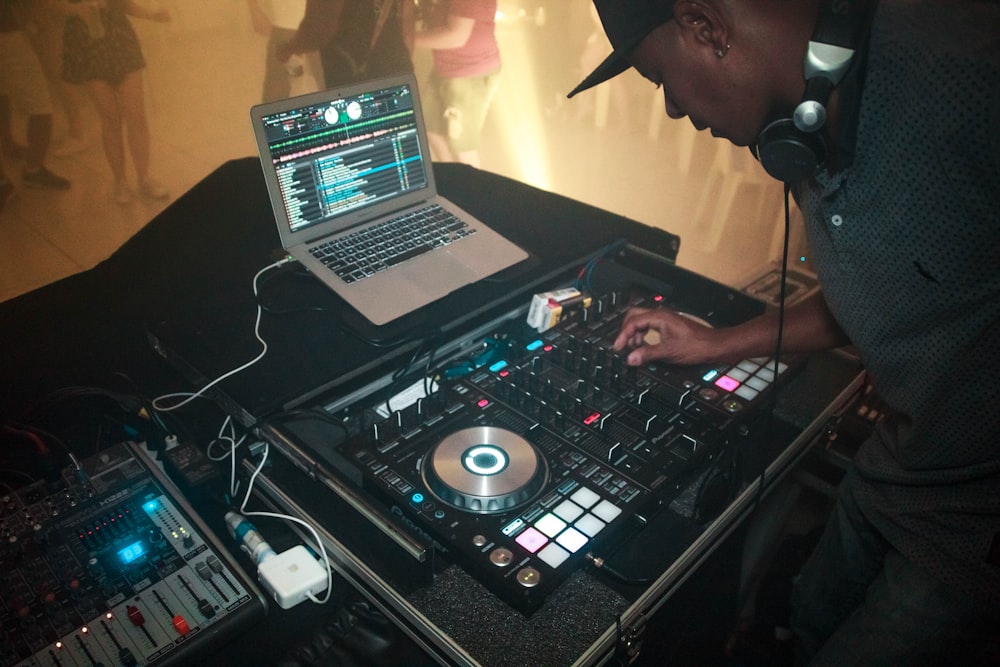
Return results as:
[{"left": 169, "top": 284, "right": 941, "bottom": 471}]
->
[
  {"left": 333, "top": 284, "right": 798, "bottom": 614},
  {"left": 0, "top": 441, "right": 266, "bottom": 666}
]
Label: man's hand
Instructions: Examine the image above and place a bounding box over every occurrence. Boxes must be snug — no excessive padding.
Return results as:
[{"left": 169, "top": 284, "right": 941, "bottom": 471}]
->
[{"left": 612, "top": 307, "right": 719, "bottom": 367}]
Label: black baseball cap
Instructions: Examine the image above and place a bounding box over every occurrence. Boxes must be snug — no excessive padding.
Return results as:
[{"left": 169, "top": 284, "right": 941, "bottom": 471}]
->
[{"left": 568, "top": 0, "right": 676, "bottom": 98}]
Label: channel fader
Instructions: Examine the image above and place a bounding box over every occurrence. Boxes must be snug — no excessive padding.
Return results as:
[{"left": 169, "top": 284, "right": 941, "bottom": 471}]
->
[{"left": 0, "top": 441, "right": 266, "bottom": 666}]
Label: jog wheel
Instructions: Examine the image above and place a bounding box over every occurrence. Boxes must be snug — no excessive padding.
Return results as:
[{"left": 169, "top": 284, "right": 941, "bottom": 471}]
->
[{"left": 421, "top": 426, "right": 548, "bottom": 514}]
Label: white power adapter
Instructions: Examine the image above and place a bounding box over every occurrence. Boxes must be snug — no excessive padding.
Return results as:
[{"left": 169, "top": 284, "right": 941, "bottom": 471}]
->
[{"left": 257, "top": 545, "right": 329, "bottom": 609}]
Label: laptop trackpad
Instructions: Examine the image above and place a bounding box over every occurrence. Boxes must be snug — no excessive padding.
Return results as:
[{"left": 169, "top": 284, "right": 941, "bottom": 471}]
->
[{"left": 400, "top": 254, "right": 479, "bottom": 297}]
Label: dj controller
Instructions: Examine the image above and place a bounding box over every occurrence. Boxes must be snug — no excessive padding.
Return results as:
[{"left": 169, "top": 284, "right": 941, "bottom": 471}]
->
[
  {"left": 0, "top": 442, "right": 266, "bottom": 666},
  {"left": 332, "top": 280, "right": 798, "bottom": 614}
]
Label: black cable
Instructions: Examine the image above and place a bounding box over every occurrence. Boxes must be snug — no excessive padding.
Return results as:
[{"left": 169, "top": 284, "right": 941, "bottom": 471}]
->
[
  {"left": 585, "top": 552, "right": 655, "bottom": 587},
  {"left": 752, "top": 183, "right": 793, "bottom": 509}
]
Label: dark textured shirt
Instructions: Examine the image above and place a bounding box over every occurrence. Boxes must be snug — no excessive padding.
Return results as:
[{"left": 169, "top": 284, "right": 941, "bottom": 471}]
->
[
  {"left": 320, "top": 0, "right": 412, "bottom": 88},
  {"left": 794, "top": 0, "right": 1000, "bottom": 605}
]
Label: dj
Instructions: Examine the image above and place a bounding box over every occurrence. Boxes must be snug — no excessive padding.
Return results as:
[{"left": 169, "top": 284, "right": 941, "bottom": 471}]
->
[{"left": 569, "top": 0, "right": 999, "bottom": 664}]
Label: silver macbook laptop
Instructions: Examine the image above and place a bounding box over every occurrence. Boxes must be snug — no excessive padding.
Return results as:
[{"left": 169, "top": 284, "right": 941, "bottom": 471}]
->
[{"left": 250, "top": 74, "right": 528, "bottom": 326}]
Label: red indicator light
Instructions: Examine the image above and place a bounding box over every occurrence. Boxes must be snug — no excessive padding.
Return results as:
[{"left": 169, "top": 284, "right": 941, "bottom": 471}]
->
[
  {"left": 499, "top": 369, "right": 509, "bottom": 377},
  {"left": 477, "top": 398, "right": 490, "bottom": 408},
  {"left": 653, "top": 294, "right": 664, "bottom": 302},
  {"left": 583, "top": 411, "right": 601, "bottom": 426},
  {"left": 543, "top": 345, "right": 553, "bottom": 352}
]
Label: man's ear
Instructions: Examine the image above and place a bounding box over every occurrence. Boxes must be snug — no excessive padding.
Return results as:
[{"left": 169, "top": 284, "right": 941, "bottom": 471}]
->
[{"left": 672, "top": 0, "right": 731, "bottom": 57}]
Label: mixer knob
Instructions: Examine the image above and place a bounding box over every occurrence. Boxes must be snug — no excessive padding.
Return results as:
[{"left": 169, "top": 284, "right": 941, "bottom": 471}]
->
[
  {"left": 495, "top": 378, "right": 511, "bottom": 400},
  {"left": 611, "top": 371, "right": 623, "bottom": 393},
  {"left": 531, "top": 355, "right": 543, "bottom": 372},
  {"left": 592, "top": 344, "right": 608, "bottom": 369},
  {"left": 542, "top": 378, "right": 555, "bottom": 401},
  {"left": 522, "top": 371, "right": 534, "bottom": 393},
  {"left": 67, "top": 578, "right": 85, "bottom": 600},
  {"left": 11, "top": 597, "right": 30, "bottom": 619},
  {"left": 611, "top": 353, "right": 624, "bottom": 375},
  {"left": 564, "top": 349, "right": 578, "bottom": 372},
  {"left": 513, "top": 389, "right": 528, "bottom": 411},
  {"left": 566, "top": 335, "right": 578, "bottom": 355},
  {"left": 526, "top": 397, "right": 541, "bottom": 418},
  {"left": 558, "top": 389, "right": 571, "bottom": 411},
  {"left": 7, "top": 534, "right": 22, "bottom": 559},
  {"left": 48, "top": 604, "right": 70, "bottom": 625},
  {"left": 18, "top": 613, "right": 40, "bottom": 633},
  {"left": 554, "top": 343, "right": 567, "bottom": 366}
]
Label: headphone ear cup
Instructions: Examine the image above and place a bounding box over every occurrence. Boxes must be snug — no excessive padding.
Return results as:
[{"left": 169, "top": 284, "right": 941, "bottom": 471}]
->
[{"left": 754, "top": 118, "right": 827, "bottom": 183}]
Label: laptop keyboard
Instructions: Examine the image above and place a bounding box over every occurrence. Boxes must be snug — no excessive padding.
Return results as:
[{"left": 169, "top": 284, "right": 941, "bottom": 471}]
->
[{"left": 308, "top": 204, "right": 476, "bottom": 284}]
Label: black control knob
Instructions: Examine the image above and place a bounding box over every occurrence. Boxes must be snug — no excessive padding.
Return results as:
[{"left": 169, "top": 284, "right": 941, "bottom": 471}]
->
[
  {"left": 542, "top": 378, "right": 555, "bottom": 402},
  {"left": 558, "top": 388, "right": 572, "bottom": 412},
  {"left": 566, "top": 335, "right": 579, "bottom": 355}
]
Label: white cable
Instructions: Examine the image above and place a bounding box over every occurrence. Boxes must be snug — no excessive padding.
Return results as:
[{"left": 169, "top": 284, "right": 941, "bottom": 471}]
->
[
  {"left": 152, "top": 257, "right": 293, "bottom": 413},
  {"left": 143, "top": 256, "right": 331, "bottom": 601}
]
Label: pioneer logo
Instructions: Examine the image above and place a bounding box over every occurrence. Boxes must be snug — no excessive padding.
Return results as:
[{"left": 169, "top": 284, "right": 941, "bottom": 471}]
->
[{"left": 390, "top": 505, "right": 449, "bottom": 554}]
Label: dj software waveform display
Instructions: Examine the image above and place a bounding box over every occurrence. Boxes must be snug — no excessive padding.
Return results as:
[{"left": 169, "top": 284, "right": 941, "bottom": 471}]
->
[{"left": 259, "top": 84, "right": 429, "bottom": 233}]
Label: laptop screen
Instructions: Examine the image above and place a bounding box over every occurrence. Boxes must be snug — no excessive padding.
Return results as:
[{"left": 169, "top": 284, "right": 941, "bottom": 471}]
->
[{"left": 258, "top": 82, "right": 430, "bottom": 235}]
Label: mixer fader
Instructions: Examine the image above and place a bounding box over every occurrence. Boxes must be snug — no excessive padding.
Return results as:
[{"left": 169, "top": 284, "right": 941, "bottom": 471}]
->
[
  {"left": 0, "top": 442, "right": 266, "bottom": 666},
  {"left": 336, "top": 284, "right": 798, "bottom": 613}
]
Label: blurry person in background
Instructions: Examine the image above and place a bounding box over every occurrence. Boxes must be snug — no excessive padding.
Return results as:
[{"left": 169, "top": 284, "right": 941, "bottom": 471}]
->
[
  {"left": 0, "top": 1, "right": 71, "bottom": 195},
  {"left": 415, "top": 0, "right": 500, "bottom": 168},
  {"left": 277, "top": 0, "right": 414, "bottom": 89},
  {"left": 60, "top": 0, "right": 170, "bottom": 204},
  {"left": 27, "top": 0, "right": 90, "bottom": 156},
  {"left": 247, "top": 0, "right": 323, "bottom": 102}
]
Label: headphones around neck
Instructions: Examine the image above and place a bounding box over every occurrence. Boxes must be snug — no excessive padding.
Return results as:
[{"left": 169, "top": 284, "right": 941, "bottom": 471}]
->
[{"left": 753, "top": 0, "right": 869, "bottom": 183}]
